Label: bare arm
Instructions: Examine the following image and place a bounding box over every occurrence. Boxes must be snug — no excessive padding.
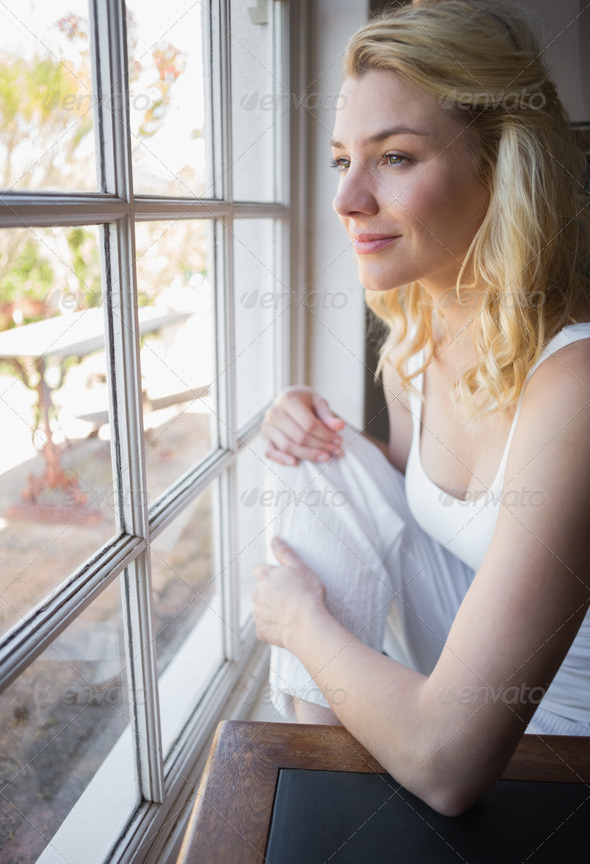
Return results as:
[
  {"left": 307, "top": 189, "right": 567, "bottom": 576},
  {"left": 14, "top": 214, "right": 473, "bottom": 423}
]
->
[{"left": 254, "top": 341, "right": 590, "bottom": 815}]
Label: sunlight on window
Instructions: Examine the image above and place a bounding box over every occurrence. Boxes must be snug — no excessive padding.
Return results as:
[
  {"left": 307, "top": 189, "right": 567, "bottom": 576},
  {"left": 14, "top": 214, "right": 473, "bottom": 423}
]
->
[
  {"left": 134, "top": 219, "right": 218, "bottom": 499},
  {"left": 126, "top": 1, "right": 209, "bottom": 197},
  {"left": 0, "top": 226, "right": 116, "bottom": 636},
  {"left": 0, "top": 0, "right": 96, "bottom": 192}
]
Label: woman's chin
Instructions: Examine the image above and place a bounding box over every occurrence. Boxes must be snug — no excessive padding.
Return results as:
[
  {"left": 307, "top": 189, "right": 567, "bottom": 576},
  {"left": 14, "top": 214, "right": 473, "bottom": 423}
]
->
[
  {"left": 356, "top": 263, "right": 404, "bottom": 294},
  {"left": 360, "top": 275, "right": 402, "bottom": 294}
]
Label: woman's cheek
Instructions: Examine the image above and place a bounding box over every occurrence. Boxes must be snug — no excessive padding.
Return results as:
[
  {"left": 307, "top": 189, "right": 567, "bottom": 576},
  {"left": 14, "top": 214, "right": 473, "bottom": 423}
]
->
[{"left": 406, "top": 175, "right": 475, "bottom": 255}]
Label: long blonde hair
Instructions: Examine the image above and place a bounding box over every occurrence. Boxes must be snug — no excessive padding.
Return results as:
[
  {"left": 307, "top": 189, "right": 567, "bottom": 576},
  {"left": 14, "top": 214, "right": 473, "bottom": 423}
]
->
[{"left": 345, "top": 0, "right": 590, "bottom": 419}]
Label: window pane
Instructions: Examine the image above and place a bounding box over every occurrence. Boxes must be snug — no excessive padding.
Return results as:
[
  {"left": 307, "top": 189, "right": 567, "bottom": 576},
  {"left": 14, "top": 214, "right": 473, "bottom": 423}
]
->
[
  {"left": 0, "top": 0, "right": 96, "bottom": 192},
  {"left": 134, "top": 220, "right": 217, "bottom": 501},
  {"left": 0, "top": 579, "right": 138, "bottom": 864},
  {"left": 230, "top": 0, "right": 278, "bottom": 201},
  {"left": 0, "top": 227, "right": 116, "bottom": 637},
  {"left": 234, "top": 219, "right": 277, "bottom": 428},
  {"left": 126, "top": 1, "right": 211, "bottom": 197},
  {"left": 235, "top": 437, "right": 269, "bottom": 627},
  {"left": 151, "top": 486, "right": 224, "bottom": 752}
]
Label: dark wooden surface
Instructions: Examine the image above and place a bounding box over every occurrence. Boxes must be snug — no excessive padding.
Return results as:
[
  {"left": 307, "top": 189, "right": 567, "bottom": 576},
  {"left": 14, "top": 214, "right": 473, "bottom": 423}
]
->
[
  {"left": 177, "top": 721, "right": 590, "bottom": 864},
  {"left": 500, "top": 732, "right": 590, "bottom": 783}
]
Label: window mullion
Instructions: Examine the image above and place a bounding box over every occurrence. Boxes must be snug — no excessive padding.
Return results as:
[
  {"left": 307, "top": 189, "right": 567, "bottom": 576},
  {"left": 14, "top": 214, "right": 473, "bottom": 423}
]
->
[
  {"left": 121, "top": 558, "right": 164, "bottom": 804},
  {"left": 206, "top": 0, "right": 224, "bottom": 200},
  {"left": 218, "top": 0, "right": 232, "bottom": 207},
  {"left": 0, "top": 195, "right": 129, "bottom": 228},
  {"left": 216, "top": 0, "right": 242, "bottom": 656},
  {"left": 217, "top": 212, "right": 240, "bottom": 657},
  {"left": 277, "top": 1, "right": 296, "bottom": 391},
  {"left": 275, "top": 218, "right": 290, "bottom": 394},
  {"left": 220, "top": 468, "right": 240, "bottom": 662},
  {"left": 102, "top": 220, "right": 164, "bottom": 804},
  {"left": 89, "top": 0, "right": 131, "bottom": 197},
  {"left": 214, "top": 0, "right": 235, "bottom": 455},
  {"left": 93, "top": 0, "right": 164, "bottom": 803},
  {"left": 288, "top": 0, "right": 308, "bottom": 386}
]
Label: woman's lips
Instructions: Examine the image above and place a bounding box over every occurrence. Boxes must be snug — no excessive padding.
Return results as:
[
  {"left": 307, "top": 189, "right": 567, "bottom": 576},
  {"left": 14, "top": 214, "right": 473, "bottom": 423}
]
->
[{"left": 352, "top": 233, "right": 401, "bottom": 254}]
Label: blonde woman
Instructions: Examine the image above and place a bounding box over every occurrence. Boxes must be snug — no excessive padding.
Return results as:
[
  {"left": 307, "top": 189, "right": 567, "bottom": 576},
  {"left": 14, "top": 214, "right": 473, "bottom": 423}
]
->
[{"left": 252, "top": 0, "right": 590, "bottom": 815}]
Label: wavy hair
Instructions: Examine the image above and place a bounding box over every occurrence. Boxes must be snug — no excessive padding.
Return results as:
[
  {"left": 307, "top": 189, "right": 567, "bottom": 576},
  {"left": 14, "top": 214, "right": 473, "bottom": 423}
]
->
[{"left": 345, "top": 0, "right": 590, "bottom": 419}]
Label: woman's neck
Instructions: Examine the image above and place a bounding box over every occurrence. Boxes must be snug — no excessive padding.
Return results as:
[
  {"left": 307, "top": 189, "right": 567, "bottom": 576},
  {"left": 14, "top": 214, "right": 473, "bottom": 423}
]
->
[{"left": 430, "top": 299, "right": 481, "bottom": 369}]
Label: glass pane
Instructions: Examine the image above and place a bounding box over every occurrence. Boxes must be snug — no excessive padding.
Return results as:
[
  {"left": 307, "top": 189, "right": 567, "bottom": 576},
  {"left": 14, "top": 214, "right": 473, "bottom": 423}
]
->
[
  {"left": 151, "top": 486, "right": 224, "bottom": 752},
  {"left": 235, "top": 437, "right": 269, "bottom": 627},
  {"left": 0, "top": 0, "right": 96, "bottom": 192},
  {"left": 0, "top": 227, "right": 116, "bottom": 637},
  {"left": 230, "top": 0, "right": 278, "bottom": 201},
  {"left": 126, "top": 1, "right": 210, "bottom": 197},
  {"left": 134, "top": 220, "right": 217, "bottom": 501},
  {"left": 234, "top": 219, "right": 277, "bottom": 428},
  {"left": 0, "top": 579, "right": 138, "bottom": 864}
]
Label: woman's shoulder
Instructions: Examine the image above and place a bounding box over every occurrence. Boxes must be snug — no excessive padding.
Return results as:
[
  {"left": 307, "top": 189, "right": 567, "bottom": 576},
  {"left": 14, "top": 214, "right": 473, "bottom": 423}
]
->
[
  {"left": 507, "top": 327, "right": 590, "bottom": 469},
  {"left": 527, "top": 323, "right": 590, "bottom": 393}
]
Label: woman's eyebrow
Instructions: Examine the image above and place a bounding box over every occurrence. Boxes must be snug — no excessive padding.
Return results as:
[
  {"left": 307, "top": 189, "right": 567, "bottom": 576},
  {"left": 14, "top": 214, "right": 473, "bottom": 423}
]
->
[{"left": 330, "top": 127, "right": 428, "bottom": 149}]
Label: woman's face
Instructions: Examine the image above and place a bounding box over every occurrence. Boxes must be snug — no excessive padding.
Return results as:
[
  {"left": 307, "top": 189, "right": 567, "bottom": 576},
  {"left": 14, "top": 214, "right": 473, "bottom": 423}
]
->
[{"left": 331, "top": 70, "right": 489, "bottom": 296}]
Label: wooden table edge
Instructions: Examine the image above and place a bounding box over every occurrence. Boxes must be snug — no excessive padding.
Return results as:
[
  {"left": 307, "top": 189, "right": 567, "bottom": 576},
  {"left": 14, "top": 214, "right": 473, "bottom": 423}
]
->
[{"left": 177, "top": 721, "right": 590, "bottom": 864}]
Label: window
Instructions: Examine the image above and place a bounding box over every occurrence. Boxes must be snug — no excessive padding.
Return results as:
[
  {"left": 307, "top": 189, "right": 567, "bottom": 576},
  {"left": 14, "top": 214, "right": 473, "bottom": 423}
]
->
[{"left": 0, "top": 1, "right": 293, "bottom": 861}]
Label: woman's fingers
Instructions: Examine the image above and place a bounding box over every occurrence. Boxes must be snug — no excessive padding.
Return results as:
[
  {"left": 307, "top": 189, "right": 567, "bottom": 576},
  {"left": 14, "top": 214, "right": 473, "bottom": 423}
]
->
[
  {"left": 264, "top": 408, "right": 341, "bottom": 462},
  {"left": 273, "top": 407, "right": 336, "bottom": 452},
  {"left": 261, "top": 387, "right": 345, "bottom": 463},
  {"left": 281, "top": 392, "right": 343, "bottom": 448},
  {"left": 264, "top": 442, "right": 299, "bottom": 466},
  {"left": 253, "top": 541, "right": 305, "bottom": 578},
  {"left": 253, "top": 562, "right": 271, "bottom": 581},
  {"left": 252, "top": 542, "right": 327, "bottom": 647},
  {"left": 311, "top": 393, "right": 346, "bottom": 432},
  {"left": 270, "top": 536, "right": 303, "bottom": 567},
  {"left": 265, "top": 425, "right": 333, "bottom": 463}
]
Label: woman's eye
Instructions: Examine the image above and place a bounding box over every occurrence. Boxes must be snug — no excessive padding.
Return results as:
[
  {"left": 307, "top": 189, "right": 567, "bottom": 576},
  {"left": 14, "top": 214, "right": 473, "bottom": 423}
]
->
[
  {"left": 384, "top": 153, "right": 406, "bottom": 166},
  {"left": 329, "top": 153, "right": 408, "bottom": 171},
  {"left": 329, "top": 157, "right": 350, "bottom": 172}
]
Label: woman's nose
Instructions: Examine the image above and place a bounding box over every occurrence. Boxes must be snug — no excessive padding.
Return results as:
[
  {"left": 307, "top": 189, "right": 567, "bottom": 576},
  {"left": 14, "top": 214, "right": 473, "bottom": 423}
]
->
[{"left": 332, "top": 164, "right": 379, "bottom": 219}]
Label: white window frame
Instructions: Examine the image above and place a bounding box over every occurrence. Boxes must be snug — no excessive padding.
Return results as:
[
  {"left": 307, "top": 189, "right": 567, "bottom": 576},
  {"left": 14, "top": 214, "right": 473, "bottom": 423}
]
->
[{"left": 0, "top": 0, "right": 308, "bottom": 860}]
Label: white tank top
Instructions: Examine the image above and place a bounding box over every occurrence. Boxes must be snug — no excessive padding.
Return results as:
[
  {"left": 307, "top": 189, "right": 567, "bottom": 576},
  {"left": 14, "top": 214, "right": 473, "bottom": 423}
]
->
[
  {"left": 404, "top": 323, "right": 590, "bottom": 723},
  {"left": 405, "top": 323, "right": 590, "bottom": 572}
]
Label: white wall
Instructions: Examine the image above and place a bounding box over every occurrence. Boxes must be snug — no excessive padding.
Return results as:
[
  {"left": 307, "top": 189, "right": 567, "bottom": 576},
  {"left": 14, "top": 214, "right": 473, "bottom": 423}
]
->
[
  {"left": 305, "top": 0, "right": 369, "bottom": 429},
  {"left": 524, "top": 0, "right": 590, "bottom": 122}
]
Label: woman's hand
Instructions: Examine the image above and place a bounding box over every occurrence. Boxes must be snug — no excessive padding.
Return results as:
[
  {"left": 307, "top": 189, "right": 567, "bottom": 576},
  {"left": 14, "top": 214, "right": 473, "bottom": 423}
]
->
[
  {"left": 261, "top": 386, "right": 345, "bottom": 465},
  {"left": 253, "top": 537, "right": 328, "bottom": 650}
]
